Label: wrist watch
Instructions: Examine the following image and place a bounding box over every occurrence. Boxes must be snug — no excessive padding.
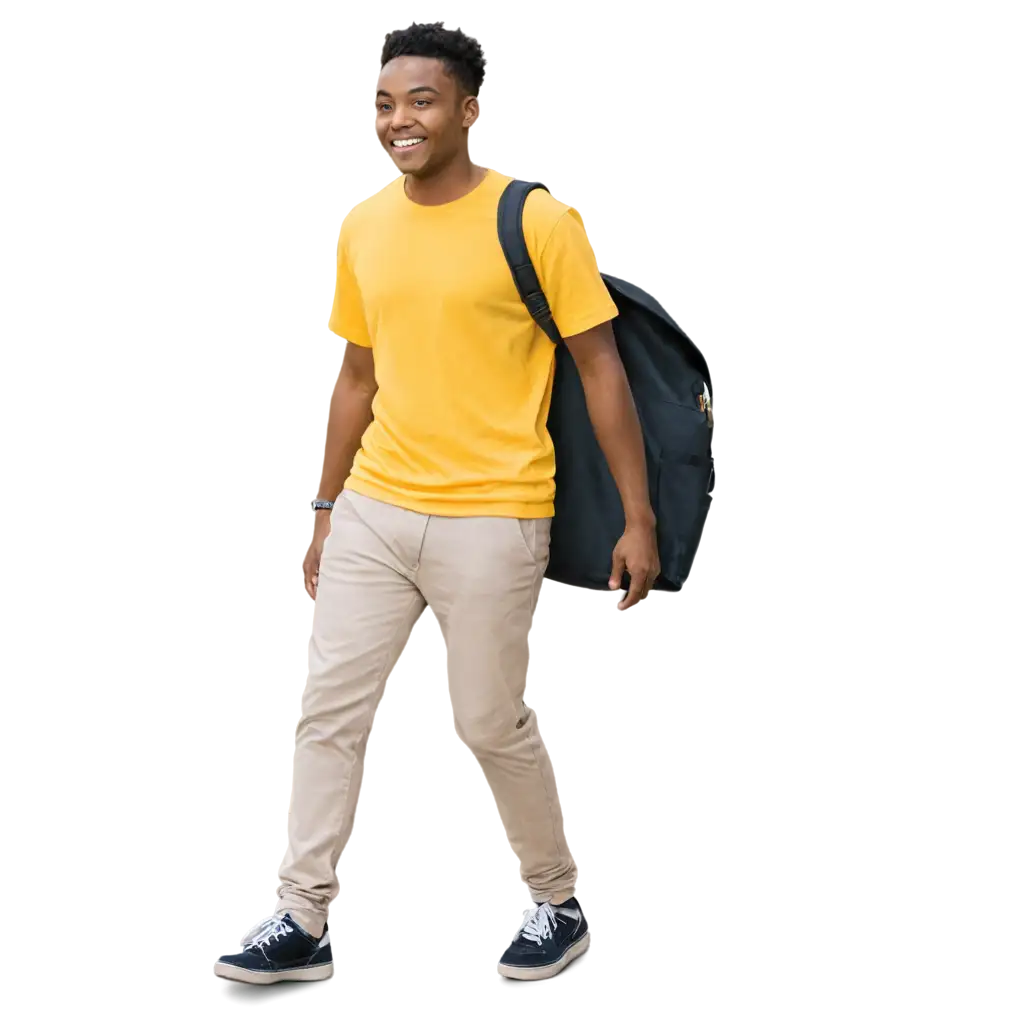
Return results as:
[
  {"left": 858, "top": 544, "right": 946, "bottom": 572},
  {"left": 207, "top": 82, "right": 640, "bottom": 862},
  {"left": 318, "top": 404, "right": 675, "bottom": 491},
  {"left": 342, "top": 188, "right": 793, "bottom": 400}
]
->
[{"left": 311, "top": 499, "right": 335, "bottom": 511}]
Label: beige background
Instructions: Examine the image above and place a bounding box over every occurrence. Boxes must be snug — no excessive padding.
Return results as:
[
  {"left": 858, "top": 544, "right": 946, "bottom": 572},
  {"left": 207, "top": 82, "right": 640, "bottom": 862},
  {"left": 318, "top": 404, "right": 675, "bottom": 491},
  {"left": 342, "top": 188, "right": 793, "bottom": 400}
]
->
[{"left": 0, "top": 4, "right": 1019, "bottom": 1019}]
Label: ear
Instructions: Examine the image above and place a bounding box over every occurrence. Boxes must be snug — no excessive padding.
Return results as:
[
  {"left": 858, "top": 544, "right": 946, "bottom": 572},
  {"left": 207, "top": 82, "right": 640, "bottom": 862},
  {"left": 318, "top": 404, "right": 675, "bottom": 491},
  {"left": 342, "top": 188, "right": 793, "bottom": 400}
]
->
[{"left": 461, "top": 94, "right": 480, "bottom": 129}]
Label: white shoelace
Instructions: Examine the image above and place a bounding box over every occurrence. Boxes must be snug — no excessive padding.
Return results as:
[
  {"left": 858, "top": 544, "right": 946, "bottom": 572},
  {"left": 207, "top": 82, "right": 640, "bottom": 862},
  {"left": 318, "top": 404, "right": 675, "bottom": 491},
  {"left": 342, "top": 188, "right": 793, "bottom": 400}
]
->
[
  {"left": 240, "top": 914, "right": 294, "bottom": 951},
  {"left": 516, "top": 902, "right": 559, "bottom": 945}
]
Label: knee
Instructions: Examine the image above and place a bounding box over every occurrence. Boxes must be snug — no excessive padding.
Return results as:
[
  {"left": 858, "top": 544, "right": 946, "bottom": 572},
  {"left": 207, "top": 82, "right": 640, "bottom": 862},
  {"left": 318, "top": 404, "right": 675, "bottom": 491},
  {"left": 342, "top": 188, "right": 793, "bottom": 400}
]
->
[
  {"left": 295, "top": 683, "right": 369, "bottom": 746},
  {"left": 454, "top": 703, "right": 528, "bottom": 757}
]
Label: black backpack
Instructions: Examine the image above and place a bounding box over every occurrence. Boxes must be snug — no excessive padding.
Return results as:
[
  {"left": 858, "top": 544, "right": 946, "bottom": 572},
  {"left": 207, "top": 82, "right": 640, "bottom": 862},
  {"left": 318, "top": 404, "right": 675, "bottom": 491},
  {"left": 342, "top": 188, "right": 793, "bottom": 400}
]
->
[{"left": 498, "top": 180, "right": 715, "bottom": 592}]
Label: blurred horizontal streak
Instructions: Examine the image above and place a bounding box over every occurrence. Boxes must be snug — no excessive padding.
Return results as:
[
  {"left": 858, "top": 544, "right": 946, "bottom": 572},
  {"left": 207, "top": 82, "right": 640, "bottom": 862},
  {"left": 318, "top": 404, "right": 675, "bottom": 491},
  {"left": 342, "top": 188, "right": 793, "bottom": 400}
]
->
[
  {"left": 532, "top": 188, "right": 1024, "bottom": 268},
  {"left": 479, "top": 101, "right": 1024, "bottom": 157}
]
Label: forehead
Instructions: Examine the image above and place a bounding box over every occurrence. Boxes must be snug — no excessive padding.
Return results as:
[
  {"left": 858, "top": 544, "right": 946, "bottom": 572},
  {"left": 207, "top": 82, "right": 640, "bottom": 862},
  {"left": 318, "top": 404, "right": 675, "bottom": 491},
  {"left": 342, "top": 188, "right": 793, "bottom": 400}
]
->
[{"left": 377, "top": 55, "right": 456, "bottom": 95}]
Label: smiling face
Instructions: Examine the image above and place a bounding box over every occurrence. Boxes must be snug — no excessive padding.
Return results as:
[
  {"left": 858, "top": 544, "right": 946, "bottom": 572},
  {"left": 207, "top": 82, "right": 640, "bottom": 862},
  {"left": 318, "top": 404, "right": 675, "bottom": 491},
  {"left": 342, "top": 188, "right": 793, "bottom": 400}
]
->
[{"left": 376, "top": 55, "right": 479, "bottom": 177}]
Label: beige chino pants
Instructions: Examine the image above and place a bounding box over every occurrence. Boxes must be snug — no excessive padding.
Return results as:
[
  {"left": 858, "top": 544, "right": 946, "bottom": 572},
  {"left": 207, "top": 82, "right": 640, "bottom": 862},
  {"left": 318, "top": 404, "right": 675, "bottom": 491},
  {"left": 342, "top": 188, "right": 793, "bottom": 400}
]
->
[{"left": 275, "top": 490, "right": 576, "bottom": 936}]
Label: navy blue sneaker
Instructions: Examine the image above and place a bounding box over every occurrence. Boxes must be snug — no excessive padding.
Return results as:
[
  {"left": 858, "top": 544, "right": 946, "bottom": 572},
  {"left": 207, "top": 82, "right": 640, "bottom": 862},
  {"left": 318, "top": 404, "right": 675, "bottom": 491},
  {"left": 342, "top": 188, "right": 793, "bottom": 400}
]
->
[
  {"left": 214, "top": 912, "right": 333, "bottom": 984},
  {"left": 498, "top": 897, "right": 590, "bottom": 980}
]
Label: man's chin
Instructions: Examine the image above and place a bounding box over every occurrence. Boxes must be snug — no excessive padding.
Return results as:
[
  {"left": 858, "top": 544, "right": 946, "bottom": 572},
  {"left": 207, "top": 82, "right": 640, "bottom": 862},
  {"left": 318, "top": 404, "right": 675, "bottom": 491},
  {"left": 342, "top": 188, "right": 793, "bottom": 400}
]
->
[
  {"left": 387, "top": 144, "right": 430, "bottom": 170},
  {"left": 396, "top": 160, "right": 433, "bottom": 178}
]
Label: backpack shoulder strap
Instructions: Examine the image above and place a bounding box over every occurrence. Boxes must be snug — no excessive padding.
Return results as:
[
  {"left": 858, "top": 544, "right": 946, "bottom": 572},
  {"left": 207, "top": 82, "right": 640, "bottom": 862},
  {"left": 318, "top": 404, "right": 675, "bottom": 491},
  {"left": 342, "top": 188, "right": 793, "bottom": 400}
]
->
[{"left": 497, "top": 180, "right": 563, "bottom": 344}]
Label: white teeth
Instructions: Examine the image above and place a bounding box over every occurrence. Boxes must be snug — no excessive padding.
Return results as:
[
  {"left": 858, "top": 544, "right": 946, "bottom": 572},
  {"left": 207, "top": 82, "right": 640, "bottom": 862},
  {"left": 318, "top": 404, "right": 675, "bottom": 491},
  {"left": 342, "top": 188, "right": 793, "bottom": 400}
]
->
[{"left": 392, "top": 138, "right": 424, "bottom": 148}]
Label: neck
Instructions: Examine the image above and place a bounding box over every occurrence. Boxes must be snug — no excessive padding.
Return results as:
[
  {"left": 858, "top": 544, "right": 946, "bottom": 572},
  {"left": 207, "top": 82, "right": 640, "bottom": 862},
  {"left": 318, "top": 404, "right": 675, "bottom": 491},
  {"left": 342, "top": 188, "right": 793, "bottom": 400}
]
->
[{"left": 404, "top": 153, "right": 486, "bottom": 206}]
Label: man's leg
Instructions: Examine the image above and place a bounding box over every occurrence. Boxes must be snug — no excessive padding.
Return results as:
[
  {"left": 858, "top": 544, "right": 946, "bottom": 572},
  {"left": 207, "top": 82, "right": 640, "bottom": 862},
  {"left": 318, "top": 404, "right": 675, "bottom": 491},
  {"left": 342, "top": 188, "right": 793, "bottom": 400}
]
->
[
  {"left": 418, "top": 513, "right": 577, "bottom": 904},
  {"left": 275, "top": 492, "right": 427, "bottom": 936}
]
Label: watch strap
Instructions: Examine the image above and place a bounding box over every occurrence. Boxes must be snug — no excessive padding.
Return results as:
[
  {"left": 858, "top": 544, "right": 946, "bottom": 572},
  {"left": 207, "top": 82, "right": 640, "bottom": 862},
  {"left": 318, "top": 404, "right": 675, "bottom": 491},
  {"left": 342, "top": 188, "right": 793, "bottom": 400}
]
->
[{"left": 311, "top": 499, "right": 335, "bottom": 511}]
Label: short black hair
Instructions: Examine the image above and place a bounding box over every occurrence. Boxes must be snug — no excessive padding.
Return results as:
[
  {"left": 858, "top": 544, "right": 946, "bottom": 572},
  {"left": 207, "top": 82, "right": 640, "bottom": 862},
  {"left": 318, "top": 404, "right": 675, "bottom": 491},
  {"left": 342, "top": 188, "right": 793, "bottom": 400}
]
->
[{"left": 381, "top": 22, "right": 486, "bottom": 97}]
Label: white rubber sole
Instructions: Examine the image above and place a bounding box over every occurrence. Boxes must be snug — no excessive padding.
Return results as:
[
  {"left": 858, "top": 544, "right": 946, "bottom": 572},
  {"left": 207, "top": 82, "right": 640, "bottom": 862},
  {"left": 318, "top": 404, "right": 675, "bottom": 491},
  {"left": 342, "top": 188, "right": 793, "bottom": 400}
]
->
[
  {"left": 497, "top": 931, "right": 590, "bottom": 981},
  {"left": 214, "top": 960, "right": 334, "bottom": 984}
]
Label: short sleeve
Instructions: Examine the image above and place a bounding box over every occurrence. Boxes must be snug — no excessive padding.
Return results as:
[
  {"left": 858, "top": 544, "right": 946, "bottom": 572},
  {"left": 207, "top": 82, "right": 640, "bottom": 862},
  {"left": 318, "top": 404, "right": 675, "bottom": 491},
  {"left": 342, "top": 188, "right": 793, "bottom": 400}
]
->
[
  {"left": 536, "top": 209, "right": 619, "bottom": 339},
  {"left": 328, "top": 226, "right": 372, "bottom": 347}
]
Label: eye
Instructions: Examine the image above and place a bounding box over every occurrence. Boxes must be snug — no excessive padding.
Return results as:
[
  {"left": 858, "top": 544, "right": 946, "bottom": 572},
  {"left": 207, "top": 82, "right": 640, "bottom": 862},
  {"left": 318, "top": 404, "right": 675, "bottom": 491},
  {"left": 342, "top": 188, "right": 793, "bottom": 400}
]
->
[
  {"left": 414, "top": 99, "right": 430, "bottom": 107},
  {"left": 377, "top": 103, "right": 392, "bottom": 112}
]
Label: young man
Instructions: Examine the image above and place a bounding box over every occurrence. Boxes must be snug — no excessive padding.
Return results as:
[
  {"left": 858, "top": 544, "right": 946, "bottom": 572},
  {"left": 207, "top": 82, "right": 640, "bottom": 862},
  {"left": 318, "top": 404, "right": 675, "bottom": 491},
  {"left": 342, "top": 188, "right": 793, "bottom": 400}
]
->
[{"left": 215, "top": 22, "right": 658, "bottom": 985}]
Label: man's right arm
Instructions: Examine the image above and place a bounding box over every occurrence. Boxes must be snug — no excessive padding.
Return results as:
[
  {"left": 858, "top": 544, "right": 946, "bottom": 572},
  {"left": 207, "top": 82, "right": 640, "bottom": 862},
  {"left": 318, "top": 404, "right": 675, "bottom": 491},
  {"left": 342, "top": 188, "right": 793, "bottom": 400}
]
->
[
  {"left": 304, "top": 342, "right": 377, "bottom": 599},
  {"left": 311, "top": 339, "right": 380, "bottom": 503},
  {"left": 323, "top": 213, "right": 376, "bottom": 503}
]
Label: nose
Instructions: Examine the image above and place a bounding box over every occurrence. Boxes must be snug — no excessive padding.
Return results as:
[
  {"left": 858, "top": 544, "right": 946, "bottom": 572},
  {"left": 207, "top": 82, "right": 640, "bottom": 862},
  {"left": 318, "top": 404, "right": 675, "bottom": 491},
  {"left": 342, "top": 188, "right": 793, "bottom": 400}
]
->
[
  {"left": 388, "top": 103, "right": 417, "bottom": 134},
  {"left": 374, "top": 109, "right": 413, "bottom": 139}
]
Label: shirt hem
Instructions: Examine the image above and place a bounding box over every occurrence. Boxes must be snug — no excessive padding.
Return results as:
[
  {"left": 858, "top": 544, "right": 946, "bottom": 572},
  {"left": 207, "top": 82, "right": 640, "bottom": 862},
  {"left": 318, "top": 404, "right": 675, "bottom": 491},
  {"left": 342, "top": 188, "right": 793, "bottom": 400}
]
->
[
  {"left": 556, "top": 302, "right": 620, "bottom": 339},
  {"left": 345, "top": 476, "right": 554, "bottom": 519},
  {"left": 347, "top": 337, "right": 374, "bottom": 348}
]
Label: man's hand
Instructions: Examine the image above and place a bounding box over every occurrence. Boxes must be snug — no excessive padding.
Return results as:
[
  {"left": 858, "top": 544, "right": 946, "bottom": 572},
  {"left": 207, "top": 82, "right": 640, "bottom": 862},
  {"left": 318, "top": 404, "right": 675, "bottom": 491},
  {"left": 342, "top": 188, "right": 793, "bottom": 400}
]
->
[
  {"left": 609, "top": 518, "right": 661, "bottom": 611},
  {"left": 303, "top": 510, "right": 333, "bottom": 600}
]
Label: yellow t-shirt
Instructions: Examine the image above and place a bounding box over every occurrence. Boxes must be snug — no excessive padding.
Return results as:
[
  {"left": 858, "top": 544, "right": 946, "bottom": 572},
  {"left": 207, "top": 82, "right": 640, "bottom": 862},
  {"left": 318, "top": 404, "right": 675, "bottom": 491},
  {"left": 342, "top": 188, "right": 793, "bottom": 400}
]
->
[{"left": 328, "top": 168, "right": 619, "bottom": 518}]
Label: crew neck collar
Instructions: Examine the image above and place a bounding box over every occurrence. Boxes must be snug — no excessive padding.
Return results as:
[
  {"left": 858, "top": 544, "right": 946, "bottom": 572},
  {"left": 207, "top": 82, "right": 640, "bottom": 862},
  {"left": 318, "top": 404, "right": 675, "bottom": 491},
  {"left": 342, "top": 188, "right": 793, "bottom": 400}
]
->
[{"left": 401, "top": 167, "right": 493, "bottom": 209}]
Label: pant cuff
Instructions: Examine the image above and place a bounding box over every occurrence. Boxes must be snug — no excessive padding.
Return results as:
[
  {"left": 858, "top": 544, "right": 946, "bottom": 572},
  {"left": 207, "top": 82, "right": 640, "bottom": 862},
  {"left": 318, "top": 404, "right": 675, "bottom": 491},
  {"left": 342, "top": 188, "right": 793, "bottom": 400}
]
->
[{"left": 275, "top": 900, "right": 326, "bottom": 939}]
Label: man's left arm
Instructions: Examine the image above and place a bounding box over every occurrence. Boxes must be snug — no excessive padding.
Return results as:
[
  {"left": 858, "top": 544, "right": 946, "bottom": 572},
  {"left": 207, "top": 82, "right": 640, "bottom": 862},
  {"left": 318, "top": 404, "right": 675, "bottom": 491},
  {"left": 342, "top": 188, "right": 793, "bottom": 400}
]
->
[
  {"left": 535, "top": 204, "right": 659, "bottom": 608},
  {"left": 563, "top": 321, "right": 660, "bottom": 610}
]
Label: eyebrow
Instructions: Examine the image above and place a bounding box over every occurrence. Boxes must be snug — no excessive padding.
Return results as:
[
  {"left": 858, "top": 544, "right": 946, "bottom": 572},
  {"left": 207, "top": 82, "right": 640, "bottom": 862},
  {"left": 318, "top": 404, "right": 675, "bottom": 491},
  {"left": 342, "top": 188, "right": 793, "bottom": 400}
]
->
[{"left": 376, "top": 85, "right": 442, "bottom": 98}]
